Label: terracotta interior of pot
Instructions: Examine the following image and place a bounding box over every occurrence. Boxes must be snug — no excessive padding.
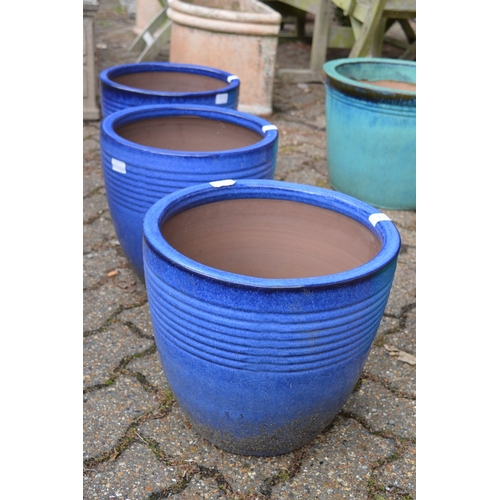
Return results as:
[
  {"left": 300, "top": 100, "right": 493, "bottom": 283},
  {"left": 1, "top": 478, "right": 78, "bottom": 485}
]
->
[
  {"left": 335, "top": 62, "right": 416, "bottom": 92},
  {"left": 161, "top": 199, "right": 381, "bottom": 279},
  {"left": 359, "top": 79, "right": 416, "bottom": 91},
  {"left": 115, "top": 116, "right": 263, "bottom": 151},
  {"left": 111, "top": 71, "right": 228, "bottom": 92}
]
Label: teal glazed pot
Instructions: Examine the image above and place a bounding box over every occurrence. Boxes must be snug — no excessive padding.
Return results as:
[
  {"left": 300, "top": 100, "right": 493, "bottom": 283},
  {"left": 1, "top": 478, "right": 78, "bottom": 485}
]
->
[
  {"left": 323, "top": 58, "right": 416, "bottom": 210},
  {"left": 143, "top": 179, "right": 401, "bottom": 456},
  {"left": 99, "top": 104, "right": 278, "bottom": 279},
  {"left": 99, "top": 62, "right": 240, "bottom": 117}
]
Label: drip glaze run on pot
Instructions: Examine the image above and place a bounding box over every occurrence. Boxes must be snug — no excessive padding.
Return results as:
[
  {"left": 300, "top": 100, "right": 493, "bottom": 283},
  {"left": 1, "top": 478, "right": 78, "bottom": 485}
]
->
[
  {"left": 161, "top": 198, "right": 381, "bottom": 279},
  {"left": 115, "top": 116, "right": 263, "bottom": 152}
]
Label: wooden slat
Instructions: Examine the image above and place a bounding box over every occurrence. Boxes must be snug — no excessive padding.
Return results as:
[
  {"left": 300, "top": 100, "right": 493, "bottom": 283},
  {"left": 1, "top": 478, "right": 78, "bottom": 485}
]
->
[
  {"left": 310, "top": 0, "right": 333, "bottom": 71},
  {"left": 135, "top": 19, "right": 173, "bottom": 62},
  {"left": 129, "top": 8, "right": 169, "bottom": 53},
  {"left": 327, "top": 26, "right": 355, "bottom": 48},
  {"left": 334, "top": 0, "right": 415, "bottom": 21},
  {"left": 272, "top": 0, "right": 319, "bottom": 15},
  {"left": 349, "top": 0, "right": 388, "bottom": 57}
]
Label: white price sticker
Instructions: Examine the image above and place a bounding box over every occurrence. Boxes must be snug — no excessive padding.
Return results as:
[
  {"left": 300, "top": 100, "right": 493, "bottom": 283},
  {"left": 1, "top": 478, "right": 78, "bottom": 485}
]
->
[
  {"left": 111, "top": 158, "right": 126, "bottom": 174},
  {"left": 369, "top": 213, "right": 391, "bottom": 226},
  {"left": 215, "top": 93, "right": 228, "bottom": 105}
]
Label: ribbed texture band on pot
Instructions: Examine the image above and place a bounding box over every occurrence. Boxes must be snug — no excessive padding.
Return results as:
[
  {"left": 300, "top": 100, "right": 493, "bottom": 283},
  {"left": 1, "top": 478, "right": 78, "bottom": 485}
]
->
[
  {"left": 145, "top": 261, "right": 394, "bottom": 372},
  {"left": 100, "top": 148, "right": 276, "bottom": 213}
]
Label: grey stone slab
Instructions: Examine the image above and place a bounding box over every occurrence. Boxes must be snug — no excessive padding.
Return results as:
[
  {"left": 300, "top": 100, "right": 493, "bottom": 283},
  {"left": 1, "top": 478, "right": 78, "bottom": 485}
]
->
[
  {"left": 83, "top": 122, "right": 100, "bottom": 145},
  {"left": 375, "top": 315, "right": 401, "bottom": 340},
  {"left": 272, "top": 416, "right": 396, "bottom": 499},
  {"left": 117, "top": 303, "right": 155, "bottom": 340},
  {"left": 83, "top": 132, "right": 101, "bottom": 158},
  {"left": 83, "top": 215, "right": 117, "bottom": 254},
  {"left": 383, "top": 209, "right": 416, "bottom": 232},
  {"left": 342, "top": 380, "right": 416, "bottom": 440},
  {"left": 176, "top": 473, "right": 230, "bottom": 499},
  {"left": 395, "top": 225, "right": 416, "bottom": 248},
  {"left": 396, "top": 241, "right": 416, "bottom": 267},
  {"left": 84, "top": 165, "right": 105, "bottom": 197},
  {"left": 127, "top": 351, "right": 170, "bottom": 392},
  {"left": 84, "top": 442, "right": 178, "bottom": 499},
  {"left": 83, "top": 192, "right": 110, "bottom": 224},
  {"left": 277, "top": 159, "right": 329, "bottom": 187},
  {"left": 83, "top": 250, "right": 129, "bottom": 290},
  {"left": 372, "top": 445, "right": 416, "bottom": 499},
  {"left": 83, "top": 375, "right": 156, "bottom": 460},
  {"left": 84, "top": 323, "right": 154, "bottom": 388},
  {"left": 273, "top": 124, "right": 329, "bottom": 187},
  {"left": 385, "top": 306, "right": 416, "bottom": 355},
  {"left": 83, "top": 276, "right": 147, "bottom": 332},
  {"left": 385, "top": 249, "right": 416, "bottom": 317},
  {"left": 363, "top": 345, "right": 416, "bottom": 398},
  {"left": 139, "top": 404, "right": 299, "bottom": 497}
]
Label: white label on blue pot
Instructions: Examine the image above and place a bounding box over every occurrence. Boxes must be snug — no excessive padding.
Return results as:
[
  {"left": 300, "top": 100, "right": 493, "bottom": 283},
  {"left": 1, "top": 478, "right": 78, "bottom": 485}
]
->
[
  {"left": 262, "top": 125, "right": 278, "bottom": 132},
  {"left": 369, "top": 213, "right": 391, "bottom": 226},
  {"left": 227, "top": 75, "right": 239, "bottom": 82},
  {"left": 215, "top": 93, "right": 228, "bottom": 105},
  {"left": 210, "top": 179, "right": 236, "bottom": 188},
  {"left": 111, "top": 158, "right": 126, "bottom": 174}
]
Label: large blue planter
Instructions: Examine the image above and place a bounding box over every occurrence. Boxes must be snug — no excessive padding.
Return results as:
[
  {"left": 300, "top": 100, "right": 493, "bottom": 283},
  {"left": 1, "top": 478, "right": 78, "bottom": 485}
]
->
[
  {"left": 100, "top": 105, "right": 278, "bottom": 279},
  {"left": 99, "top": 62, "right": 240, "bottom": 117},
  {"left": 323, "top": 58, "right": 416, "bottom": 210},
  {"left": 143, "top": 179, "right": 401, "bottom": 456}
]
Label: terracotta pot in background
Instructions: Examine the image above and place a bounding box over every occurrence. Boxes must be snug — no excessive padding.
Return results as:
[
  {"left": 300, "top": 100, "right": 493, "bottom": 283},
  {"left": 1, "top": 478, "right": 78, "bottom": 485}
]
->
[{"left": 167, "top": 0, "right": 281, "bottom": 116}]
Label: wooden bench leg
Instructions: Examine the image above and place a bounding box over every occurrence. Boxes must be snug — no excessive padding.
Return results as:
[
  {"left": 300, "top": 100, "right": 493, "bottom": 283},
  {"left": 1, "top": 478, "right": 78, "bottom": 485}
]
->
[
  {"left": 277, "top": 0, "right": 332, "bottom": 82},
  {"left": 349, "top": 0, "right": 388, "bottom": 57}
]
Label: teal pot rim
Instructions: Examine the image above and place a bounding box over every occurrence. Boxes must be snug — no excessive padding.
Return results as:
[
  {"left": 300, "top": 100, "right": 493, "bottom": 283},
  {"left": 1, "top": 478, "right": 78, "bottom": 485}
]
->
[
  {"left": 323, "top": 58, "right": 416, "bottom": 105},
  {"left": 143, "top": 179, "right": 401, "bottom": 290},
  {"left": 101, "top": 104, "right": 278, "bottom": 157}
]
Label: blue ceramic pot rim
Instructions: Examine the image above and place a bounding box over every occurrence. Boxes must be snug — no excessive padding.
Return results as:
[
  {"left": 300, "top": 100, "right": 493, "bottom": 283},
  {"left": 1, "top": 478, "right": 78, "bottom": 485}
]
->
[
  {"left": 101, "top": 104, "right": 278, "bottom": 156},
  {"left": 143, "top": 179, "right": 401, "bottom": 289},
  {"left": 99, "top": 62, "right": 239, "bottom": 97},
  {"left": 323, "top": 58, "right": 416, "bottom": 103}
]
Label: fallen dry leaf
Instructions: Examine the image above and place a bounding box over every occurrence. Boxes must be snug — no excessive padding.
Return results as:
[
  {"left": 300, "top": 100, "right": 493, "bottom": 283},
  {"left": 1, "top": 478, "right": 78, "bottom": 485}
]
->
[{"left": 384, "top": 344, "right": 416, "bottom": 365}]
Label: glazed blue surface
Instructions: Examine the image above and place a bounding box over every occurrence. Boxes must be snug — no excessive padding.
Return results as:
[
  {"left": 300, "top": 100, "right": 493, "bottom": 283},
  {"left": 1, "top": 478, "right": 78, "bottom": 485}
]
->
[
  {"left": 142, "top": 179, "right": 401, "bottom": 456},
  {"left": 323, "top": 58, "right": 416, "bottom": 210},
  {"left": 100, "top": 105, "right": 278, "bottom": 279},
  {"left": 99, "top": 62, "right": 240, "bottom": 117}
]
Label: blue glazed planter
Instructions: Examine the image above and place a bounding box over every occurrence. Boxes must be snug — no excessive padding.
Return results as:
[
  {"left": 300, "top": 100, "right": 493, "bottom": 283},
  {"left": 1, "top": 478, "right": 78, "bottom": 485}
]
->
[
  {"left": 323, "top": 58, "right": 416, "bottom": 210},
  {"left": 99, "top": 62, "right": 240, "bottom": 117},
  {"left": 143, "top": 179, "right": 401, "bottom": 456},
  {"left": 100, "top": 104, "right": 278, "bottom": 279}
]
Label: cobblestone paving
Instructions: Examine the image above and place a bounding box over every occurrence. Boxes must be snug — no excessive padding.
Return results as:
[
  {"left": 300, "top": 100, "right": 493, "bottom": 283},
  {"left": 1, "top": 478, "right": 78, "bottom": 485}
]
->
[{"left": 84, "top": 2, "right": 416, "bottom": 498}]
